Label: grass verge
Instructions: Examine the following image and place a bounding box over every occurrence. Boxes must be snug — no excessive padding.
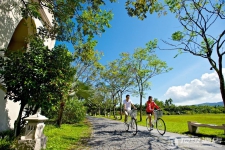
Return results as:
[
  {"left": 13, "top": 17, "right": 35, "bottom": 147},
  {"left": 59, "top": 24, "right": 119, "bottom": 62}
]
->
[
  {"left": 45, "top": 118, "right": 92, "bottom": 150},
  {"left": 0, "top": 119, "right": 92, "bottom": 150},
  {"left": 96, "top": 113, "right": 225, "bottom": 139}
]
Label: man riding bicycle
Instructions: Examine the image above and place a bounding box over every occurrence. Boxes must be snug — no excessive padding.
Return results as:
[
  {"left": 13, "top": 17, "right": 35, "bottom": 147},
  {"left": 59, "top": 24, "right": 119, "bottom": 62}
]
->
[
  {"left": 146, "top": 96, "right": 160, "bottom": 130},
  {"left": 123, "top": 94, "right": 136, "bottom": 123}
]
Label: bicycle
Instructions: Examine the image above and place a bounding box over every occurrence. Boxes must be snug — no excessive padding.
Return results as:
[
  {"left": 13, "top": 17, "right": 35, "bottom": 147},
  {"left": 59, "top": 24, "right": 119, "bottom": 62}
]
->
[
  {"left": 124, "top": 109, "right": 138, "bottom": 136},
  {"left": 146, "top": 110, "right": 166, "bottom": 135}
]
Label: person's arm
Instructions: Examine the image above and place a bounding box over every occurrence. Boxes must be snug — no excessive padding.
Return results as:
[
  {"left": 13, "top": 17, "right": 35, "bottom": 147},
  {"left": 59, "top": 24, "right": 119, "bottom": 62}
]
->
[
  {"left": 123, "top": 101, "right": 126, "bottom": 111},
  {"left": 154, "top": 102, "right": 160, "bottom": 110},
  {"left": 131, "top": 103, "right": 137, "bottom": 109}
]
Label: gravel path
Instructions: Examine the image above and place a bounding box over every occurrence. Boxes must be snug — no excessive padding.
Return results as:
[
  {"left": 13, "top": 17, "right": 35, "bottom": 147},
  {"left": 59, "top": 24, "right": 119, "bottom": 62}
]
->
[{"left": 86, "top": 116, "right": 224, "bottom": 150}]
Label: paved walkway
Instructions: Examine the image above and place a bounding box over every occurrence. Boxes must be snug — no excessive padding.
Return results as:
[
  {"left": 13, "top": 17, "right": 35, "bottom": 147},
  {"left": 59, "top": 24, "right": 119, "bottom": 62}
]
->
[{"left": 87, "top": 116, "right": 224, "bottom": 150}]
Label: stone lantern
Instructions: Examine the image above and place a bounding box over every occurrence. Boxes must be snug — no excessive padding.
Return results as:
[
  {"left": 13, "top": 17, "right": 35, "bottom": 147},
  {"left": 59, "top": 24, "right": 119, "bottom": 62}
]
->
[{"left": 17, "top": 111, "right": 48, "bottom": 150}]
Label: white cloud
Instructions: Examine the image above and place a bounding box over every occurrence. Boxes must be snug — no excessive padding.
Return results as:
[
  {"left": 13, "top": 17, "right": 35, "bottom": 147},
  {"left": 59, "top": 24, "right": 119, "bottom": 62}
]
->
[{"left": 164, "top": 68, "right": 224, "bottom": 105}]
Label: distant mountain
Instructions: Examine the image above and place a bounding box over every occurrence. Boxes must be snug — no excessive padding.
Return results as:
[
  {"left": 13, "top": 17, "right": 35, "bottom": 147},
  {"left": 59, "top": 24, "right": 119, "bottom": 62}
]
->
[{"left": 197, "top": 101, "right": 224, "bottom": 106}]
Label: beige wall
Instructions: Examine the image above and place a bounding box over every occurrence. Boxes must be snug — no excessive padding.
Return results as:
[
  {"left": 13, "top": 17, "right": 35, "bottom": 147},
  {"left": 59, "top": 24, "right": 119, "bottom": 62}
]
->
[
  {"left": 0, "top": 0, "right": 55, "bottom": 132},
  {"left": 0, "top": 0, "right": 22, "bottom": 50},
  {"left": 0, "top": 90, "right": 10, "bottom": 131},
  {"left": 0, "top": 0, "right": 55, "bottom": 50},
  {"left": 0, "top": 90, "right": 20, "bottom": 131}
]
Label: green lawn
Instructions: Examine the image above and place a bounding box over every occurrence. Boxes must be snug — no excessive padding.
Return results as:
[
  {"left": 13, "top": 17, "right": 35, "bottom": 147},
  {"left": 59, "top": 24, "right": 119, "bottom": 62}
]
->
[
  {"left": 43, "top": 113, "right": 225, "bottom": 150},
  {"left": 103, "top": 113, "right": 225, "bottom": 138},
  {"left": 160, "top": 114, "right": 225, "bottom": 138},
  {"left": 2, "top": 114, "right": 224, "bottom": 149},
  {"left": 44, "top": 118, "right": 92, "bottom": 150}
]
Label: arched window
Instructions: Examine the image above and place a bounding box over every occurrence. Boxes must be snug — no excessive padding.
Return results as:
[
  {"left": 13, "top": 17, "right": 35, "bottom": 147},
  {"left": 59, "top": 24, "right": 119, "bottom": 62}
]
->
[{"left": 7, "top": 17, "right": 36, "bottom": 53}]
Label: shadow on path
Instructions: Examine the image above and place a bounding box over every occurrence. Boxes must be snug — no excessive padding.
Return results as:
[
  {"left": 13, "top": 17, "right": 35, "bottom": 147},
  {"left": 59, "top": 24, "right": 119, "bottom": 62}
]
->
[{"left": 87, "top": 116, "right": 224, "bottom": 150}]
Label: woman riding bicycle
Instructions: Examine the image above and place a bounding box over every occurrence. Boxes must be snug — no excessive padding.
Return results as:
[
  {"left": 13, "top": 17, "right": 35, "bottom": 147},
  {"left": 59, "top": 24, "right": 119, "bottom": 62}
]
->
[{"left": 146, "top": 96, "right": 160, "bottom": 130}]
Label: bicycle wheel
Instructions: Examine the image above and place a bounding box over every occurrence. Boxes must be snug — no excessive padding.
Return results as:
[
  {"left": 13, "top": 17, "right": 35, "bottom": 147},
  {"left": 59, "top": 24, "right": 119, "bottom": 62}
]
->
[
  {"left": 156, "top": 118, "right": 166, "bottom": 135},
  {"left": 130, "top": 118, "right": 137, "bottom": 135},
  {"left": 124, "top": 122, "right": 129, "bottom": 132}
]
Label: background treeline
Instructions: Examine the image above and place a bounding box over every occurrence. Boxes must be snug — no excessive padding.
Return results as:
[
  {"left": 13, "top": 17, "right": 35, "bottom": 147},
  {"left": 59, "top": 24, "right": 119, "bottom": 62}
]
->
[{"left": 87, "top": 97, "right": 225, "bottom": 117}]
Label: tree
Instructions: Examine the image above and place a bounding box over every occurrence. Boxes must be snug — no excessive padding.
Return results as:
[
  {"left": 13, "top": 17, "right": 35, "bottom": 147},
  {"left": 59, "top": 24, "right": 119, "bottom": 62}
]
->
[
  {"left": 125, "top": 0, "right": 225, "bottom": 108},
  {"left": 19, "top": 0, "right": 115, "bottom": 42},
  {"left": 167, "top": 0, "right": 225, "bottom": 109},
  {"left": 68, "top": 43, "right": 104, "bottom": 99},
  {"left": 102, "top": 54, "right": 135, "bottom": 119},
  {"left": 116, "top": 53, "right": 136, "bottom": 119},
  {"left": 100, "top": 56, "right": 135, "bottom": 119},
  {"left": 129, "top": 40, "right": 172, "bottom": 121},
  {"left": 100, "top": 61, "right": 120, "bottom": 118},
  {"left": 73, "top": 81, "right": 93, "bottom": 101},
  {"left": 153, "top": 98, "right": 164, "bottom": 109},
  {"left": 0, "top": 0, "right": 117, "bottom": 134},
  {"left": 50, "top": 46, "right": 75, "bottom": 127},
  {"left": 0, "top": 37, "right": 75, "bottom": 135},
  {"left": 125, "top": 0, "right": 165, "bottom": 20},
  {"left": 94, "top": 82, "right": 114, "bottom": 116},
  {"left": 164, "top": 98, "right": 173, "bottom": 112},
  {"left": 62, "top": 98, "right": 87, "bottom": 124}
]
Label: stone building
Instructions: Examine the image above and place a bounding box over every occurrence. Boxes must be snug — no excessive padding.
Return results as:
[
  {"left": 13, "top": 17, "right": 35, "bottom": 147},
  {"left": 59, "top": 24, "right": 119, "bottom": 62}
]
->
[{"left": 0, "top": 0, "right": 55, "bottom": 132}]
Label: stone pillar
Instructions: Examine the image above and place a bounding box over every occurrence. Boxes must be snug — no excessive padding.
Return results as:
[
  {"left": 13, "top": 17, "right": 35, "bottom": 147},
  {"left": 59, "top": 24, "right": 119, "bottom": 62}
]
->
[
  {"left": 17, "top": 112, "right": 48, "bottom": 150},
  {"left": 187, "top": 121, "right": 198, "bottom": 133},
  {"left": 222, "top": 124, "right": 225, "bottom": 134}
]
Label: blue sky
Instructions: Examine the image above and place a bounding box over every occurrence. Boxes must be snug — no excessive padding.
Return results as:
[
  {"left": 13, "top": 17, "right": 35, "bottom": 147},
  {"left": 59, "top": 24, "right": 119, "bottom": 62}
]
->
[
  {"left": 92, "top": 1, "right": 224, "bottom": 106},
  {"left": 58, "top": 1, "right": 224, "bottom": 106}
]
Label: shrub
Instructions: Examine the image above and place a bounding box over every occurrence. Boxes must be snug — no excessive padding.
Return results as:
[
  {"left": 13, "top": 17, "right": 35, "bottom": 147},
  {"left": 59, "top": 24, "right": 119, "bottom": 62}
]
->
[
  {"left": 0, "top": 129, "right": 15, "bottom": 150},
  {"left": 0, "top": 139, "right": 11, "bottom": 150},
  {"left": 62, "top": 99, "right": 86, "bottom": 124}
]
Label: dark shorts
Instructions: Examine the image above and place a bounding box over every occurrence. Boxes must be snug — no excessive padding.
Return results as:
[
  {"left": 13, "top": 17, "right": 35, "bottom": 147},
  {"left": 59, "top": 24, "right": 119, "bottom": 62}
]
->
[{"left": 146, "top": 111, "right": 153, "bottom": 115}]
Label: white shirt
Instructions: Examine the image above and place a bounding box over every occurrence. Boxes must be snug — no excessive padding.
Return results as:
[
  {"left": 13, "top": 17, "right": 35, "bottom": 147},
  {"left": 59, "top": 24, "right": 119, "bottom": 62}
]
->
[{"left": 123, "top": 99, "right": 133, "bottom": 111}]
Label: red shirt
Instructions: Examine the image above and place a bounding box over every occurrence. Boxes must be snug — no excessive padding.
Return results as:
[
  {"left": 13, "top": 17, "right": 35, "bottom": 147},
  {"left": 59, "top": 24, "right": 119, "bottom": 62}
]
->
[{"left": 146, "top": 101, "right": 159, "bottom": 112}]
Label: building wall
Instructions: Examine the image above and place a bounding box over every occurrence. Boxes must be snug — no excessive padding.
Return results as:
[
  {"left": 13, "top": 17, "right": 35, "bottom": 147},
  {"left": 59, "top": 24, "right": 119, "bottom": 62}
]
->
[{"left": 0, "top": 0, "right": 55, "bottom": 132}]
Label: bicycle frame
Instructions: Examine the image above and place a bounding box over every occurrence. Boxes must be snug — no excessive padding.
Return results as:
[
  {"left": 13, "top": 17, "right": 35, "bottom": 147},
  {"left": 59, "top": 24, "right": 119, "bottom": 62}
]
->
[
  {"left": 124, "top": 109, "right": 138, "bottom": 135},
  {"left": 146, "top": 110, "right": 166, "bottom": 135}
]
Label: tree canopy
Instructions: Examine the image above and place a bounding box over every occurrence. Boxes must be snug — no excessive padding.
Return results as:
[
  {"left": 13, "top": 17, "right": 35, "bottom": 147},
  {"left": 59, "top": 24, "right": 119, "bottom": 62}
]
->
[
  {"left": 0, "top": 37, "right": 75, "bottom": 135},
  {"left": 125, "top": 0, "right": 225, "bottom": 108}
]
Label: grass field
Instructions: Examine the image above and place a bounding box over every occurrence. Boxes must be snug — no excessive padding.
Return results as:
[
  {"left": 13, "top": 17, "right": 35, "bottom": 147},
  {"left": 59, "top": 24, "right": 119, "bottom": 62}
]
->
[
  {"left": 104, "top": 113, "right": 225, "bottom": 138},
  {"left": 44, "top": 118, "right": 92, "bottom": 150},
  {"left": 42, "top": 113, "right": 224, "bottom": 150},
  {"left": 1, "top": 114, "right": 224, "bottom": 149},
  {"left": 140, "top": 114, "right": 225, "bottom": 138}
]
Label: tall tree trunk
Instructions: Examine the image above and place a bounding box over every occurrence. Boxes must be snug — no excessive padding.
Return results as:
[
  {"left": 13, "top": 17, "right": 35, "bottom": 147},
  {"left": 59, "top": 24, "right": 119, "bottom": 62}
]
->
[
  {"left": 14, "top": 102, "right": 26, "bottom": 137},
  {"left": 112, "top": 95, "right": 116, "bottom": 118},
  {"left": 104, "top": 107, "right": 106, "bottom": 117},
  {"left": 218, "top": 71, "right": 225, "bottom": 109},
  {"left": 57, "top": 100, "right": 65, "bottom": 127},
  {"left": 140, "top": 94, "right": 143, "bottom": 121},
  {"left": 119, "top": 91, "right": 123, "bottom": 120},
  {"left": 209, "top": 56, "right": 225, "bottom": 109}
]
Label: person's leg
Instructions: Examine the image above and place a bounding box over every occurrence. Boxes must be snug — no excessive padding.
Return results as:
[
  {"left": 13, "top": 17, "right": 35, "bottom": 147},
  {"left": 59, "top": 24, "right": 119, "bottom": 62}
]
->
[
  {"left": 124, "top": 111, "right": 128, "bottom": 123},
  {"left": 153, "top": 111, "right": 157, "bottom": 123},
  {"left": 148, "top": 113, "right": 152, "bottom": 127},
  {"left": 147, "top": 114, "right": 151, "bottom": 125},
  {"left": 149, "top": 112, "right": 154, "bottom": 129}
]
